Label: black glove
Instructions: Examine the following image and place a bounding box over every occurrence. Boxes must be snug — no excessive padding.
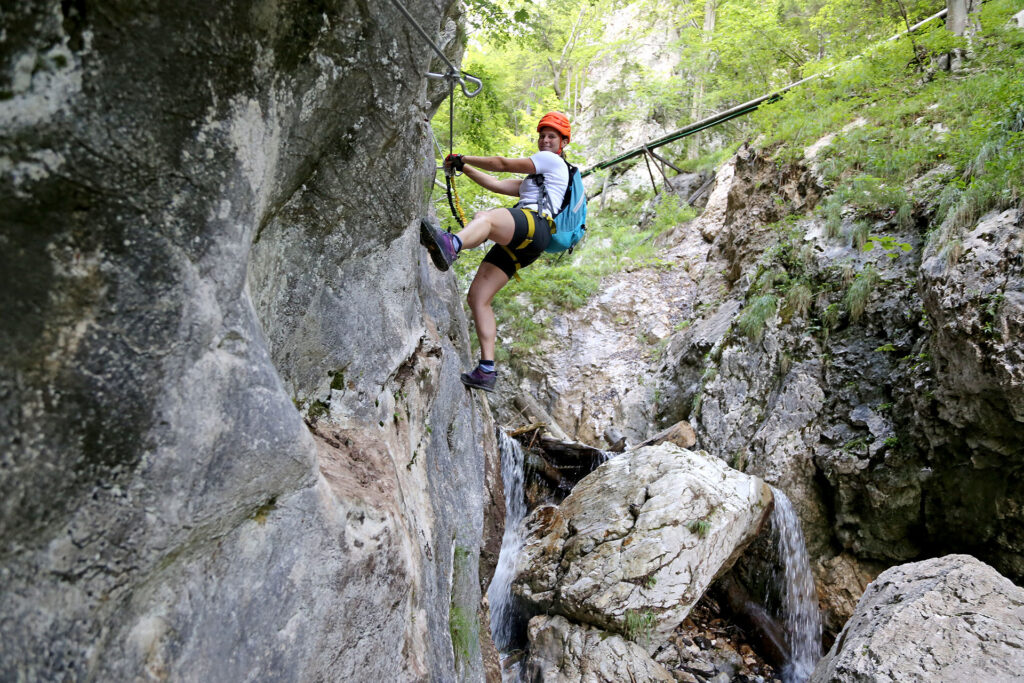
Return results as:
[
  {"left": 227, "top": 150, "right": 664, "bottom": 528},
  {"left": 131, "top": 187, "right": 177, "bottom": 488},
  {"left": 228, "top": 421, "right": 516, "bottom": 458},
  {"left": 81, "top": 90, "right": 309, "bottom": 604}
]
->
[{"left": 446, "top": 153, "right": 465, "bottom": 172}]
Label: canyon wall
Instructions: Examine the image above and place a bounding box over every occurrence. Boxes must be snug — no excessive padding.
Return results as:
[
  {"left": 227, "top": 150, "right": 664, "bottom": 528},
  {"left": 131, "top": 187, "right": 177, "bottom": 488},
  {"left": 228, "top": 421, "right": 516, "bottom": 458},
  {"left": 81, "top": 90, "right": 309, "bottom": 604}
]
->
[{"left": 0, "top": 1, "right": 499, "bottom": 680}]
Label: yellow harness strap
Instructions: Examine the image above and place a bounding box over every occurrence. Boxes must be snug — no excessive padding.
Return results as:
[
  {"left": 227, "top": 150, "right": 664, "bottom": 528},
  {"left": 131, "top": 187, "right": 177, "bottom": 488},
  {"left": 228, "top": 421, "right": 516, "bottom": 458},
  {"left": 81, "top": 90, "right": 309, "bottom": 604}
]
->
[
  {"left": 516, "top": 209, "right": 536, "bottom": 250},
  {"left": 501, "top": 209, "right": 539, "bottom": 281}
]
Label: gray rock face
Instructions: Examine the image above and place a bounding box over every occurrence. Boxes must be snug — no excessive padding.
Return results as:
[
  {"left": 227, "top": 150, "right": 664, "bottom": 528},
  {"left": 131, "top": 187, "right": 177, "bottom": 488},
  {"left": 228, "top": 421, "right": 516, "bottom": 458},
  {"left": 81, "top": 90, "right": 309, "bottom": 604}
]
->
[
  {"left": 917, "top": 208, "right": 1024, "bottom": 575},
  {"left": 812, "top": 554, "right": 1024, "bottom": 682},
  {"left": 524, "top": 614, "right": 675, "bottom": 683},
  {"left": 518, "top": 134, "right": 1022, "bottom": 643},
  {"left": 513, "top": 444, "right": 772, "bottom": 647},
  {"left": 651, "top": 148, "right": 1024, "bottom": 624},
  {"left": 1, "top": 1, "right": 498, "bottom": 680}
]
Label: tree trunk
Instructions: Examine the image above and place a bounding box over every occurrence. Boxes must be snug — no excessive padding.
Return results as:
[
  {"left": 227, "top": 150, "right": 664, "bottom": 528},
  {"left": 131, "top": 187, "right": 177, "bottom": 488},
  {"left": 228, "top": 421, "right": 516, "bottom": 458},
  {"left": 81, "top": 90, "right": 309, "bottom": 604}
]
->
[
  {"left": 548, "top": 57, "right": 563, "bottom": 99},
  {"left": 944, "top": 0, "right": 981, "bottom": 70},
  {"left": 688, "top": 0, "right": 717, "bottom": 158},
  {"left": 945, "top": 0, "right": 981, "bottom": 37}
]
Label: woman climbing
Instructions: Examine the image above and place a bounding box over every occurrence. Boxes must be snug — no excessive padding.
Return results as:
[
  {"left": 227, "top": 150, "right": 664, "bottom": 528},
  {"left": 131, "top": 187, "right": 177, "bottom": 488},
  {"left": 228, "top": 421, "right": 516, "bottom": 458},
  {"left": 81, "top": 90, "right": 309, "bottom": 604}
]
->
[{"left": 420, "top": 111, "right": 573, "bottom": 393}]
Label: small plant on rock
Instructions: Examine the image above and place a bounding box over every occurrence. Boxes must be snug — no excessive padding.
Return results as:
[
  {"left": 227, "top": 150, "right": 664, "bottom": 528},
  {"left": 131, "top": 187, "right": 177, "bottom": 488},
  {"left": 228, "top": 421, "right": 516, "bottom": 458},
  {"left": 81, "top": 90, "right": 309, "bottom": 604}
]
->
[
  {"left": 738, "top": 294, "right": 778, "bottom": 341},
  {"left": 845, "top": 266, "right": 880, "bottom": 323},
  {"left": 783, "top": 282, "right": 813, "bottom": 321},
  {"left": 624, "top": 609, "right": 657, "bottom": 646},
  {"left": 449, "top": 605, "right": 478, "bottom": 664},
  {"left": 687, "top": 519, "right": 711, "bottom": 538}
]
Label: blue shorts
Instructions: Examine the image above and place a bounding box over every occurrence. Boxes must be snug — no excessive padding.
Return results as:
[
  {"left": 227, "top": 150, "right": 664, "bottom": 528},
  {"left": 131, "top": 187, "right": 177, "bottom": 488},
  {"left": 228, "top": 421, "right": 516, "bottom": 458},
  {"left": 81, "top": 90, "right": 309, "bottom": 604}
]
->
[{"left": 481, "top": 208, "right": 552, "bottom": 279}]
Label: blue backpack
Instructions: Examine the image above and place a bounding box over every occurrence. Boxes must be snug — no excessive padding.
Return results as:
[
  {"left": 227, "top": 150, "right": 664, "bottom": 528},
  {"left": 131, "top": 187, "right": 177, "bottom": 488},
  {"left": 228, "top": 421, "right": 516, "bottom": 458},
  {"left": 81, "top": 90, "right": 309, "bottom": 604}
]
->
[{"left": 533, "top": 161, "right": 587, "bottom": 254}]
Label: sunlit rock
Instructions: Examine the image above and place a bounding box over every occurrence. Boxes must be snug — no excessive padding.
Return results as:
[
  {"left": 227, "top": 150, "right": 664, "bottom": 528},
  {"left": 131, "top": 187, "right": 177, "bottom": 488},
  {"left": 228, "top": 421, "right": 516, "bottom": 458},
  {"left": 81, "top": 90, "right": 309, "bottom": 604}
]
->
[
  {"left": 513, "top": 444, "right": 772, "bottom": 648},
  {"left": 812, "top": 554, "right": 1024, "bottom": 682},
  {"left": 523, "top": 614, "right": 675, "bottom": 683}
]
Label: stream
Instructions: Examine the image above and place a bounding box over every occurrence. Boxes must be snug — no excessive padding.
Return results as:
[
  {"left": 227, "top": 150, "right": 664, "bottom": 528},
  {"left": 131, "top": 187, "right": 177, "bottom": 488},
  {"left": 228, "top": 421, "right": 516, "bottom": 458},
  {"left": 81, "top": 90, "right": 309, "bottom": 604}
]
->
[
  {"left": 488, "top": 430, "right": 822, "bottom": 681},
  {"left": 770, "top": 487, "right": 823, "bottom": 683},
  {"left": 488, "top": 429, "right": 529, "bottom": 652}
]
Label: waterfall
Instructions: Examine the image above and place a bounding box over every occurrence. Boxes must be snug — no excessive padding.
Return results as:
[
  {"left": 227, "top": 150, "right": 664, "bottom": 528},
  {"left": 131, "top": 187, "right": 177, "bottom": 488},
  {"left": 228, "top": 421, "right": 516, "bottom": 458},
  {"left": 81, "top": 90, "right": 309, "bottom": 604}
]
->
[
  {"left": 488, "top": 429, "right": 528, "bottom": 651},
  {"left": 770, "top": 487, "right": 822, "bottom": 683}
]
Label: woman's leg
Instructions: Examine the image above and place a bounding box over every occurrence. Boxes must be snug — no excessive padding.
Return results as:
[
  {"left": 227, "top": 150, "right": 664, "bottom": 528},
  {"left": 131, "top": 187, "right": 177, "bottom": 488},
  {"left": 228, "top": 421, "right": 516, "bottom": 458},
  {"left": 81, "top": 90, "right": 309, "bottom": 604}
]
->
[
  {"left": 466, "top": 262, "right": 510, "bottom": 361},
  {"left": 457, "top": 208, "right": 516, "bottom": 249}
]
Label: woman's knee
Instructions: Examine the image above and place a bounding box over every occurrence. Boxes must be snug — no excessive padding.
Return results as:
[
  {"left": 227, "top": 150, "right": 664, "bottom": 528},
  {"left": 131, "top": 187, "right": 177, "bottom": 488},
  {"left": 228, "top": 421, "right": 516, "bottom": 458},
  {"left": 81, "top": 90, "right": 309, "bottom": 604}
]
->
[{"left": 467, "top": 284, "right": 486, "bottom": 311}]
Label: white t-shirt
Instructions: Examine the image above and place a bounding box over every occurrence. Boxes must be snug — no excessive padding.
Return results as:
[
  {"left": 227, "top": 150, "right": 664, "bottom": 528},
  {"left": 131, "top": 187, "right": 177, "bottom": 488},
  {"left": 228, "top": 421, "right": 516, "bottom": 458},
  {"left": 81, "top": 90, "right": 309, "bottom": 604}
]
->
[{"left": 518, "top": 151, "right": 569, "bottom": 214}]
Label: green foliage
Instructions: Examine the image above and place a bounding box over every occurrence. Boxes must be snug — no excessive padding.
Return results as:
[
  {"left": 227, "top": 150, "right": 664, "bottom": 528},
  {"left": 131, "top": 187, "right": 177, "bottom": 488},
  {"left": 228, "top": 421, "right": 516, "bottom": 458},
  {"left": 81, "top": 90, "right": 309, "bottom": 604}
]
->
[
  {"left": 753, "top": 0, "right": 1022, "bottom": 248},
  {"left": 687, "top": 518, "right": 712, "bottom": 538},
  {"left": 307, "top": 400, "right": 329, "bottom": 421},
  {"left": 864, "top": 234, "right": 913, "bottom": 258},
  {"left": 822, "top": 196, "right": 843, "bottom": 238},
  {"left": 783, "top": 282, "right": 813, "bottom": 321},
  {"left": 329, "top": 369, "right": 346, "bottom": 391},
  {"left": 848, "top": 220, "right": 870, "bottom": 251},
  {"left": 821, "top": 302, "right": 841, "bottom": 330},
  {"left": 624, "top": 609, "right": 657, "bottom": 645},
  {"left": 844, "top": 266, "right": 879, "bottom": 322},
  {"left": 983, "top": 291, "right": 1006, "bottom": 339},
  {"left": 651, "top": 194, "right": 698, "bottom": 234},
  {"left": 738, "top": 294, "right": 779, "bottom": 341},
  {"left": 449, "top": 605, "right": 479, "bottom": 663}
]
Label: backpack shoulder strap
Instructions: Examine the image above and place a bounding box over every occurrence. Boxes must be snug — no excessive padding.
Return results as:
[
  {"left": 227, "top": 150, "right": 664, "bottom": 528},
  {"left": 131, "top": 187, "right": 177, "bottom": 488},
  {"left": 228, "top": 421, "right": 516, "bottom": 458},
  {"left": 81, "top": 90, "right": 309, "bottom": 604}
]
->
[
  {"left": 559, "top": 161, "right": 578, "bottom": 213},
  {"left": 529, "top": 171, "right": 556, "bottom": 218}
]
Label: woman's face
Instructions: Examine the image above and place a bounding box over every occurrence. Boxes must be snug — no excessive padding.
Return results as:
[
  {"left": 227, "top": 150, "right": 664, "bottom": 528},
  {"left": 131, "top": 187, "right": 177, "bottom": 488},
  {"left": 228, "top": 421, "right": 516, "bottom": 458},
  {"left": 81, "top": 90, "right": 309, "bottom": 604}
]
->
[{"left": 538, "top": 127, "right": 567, "bottom": 153}]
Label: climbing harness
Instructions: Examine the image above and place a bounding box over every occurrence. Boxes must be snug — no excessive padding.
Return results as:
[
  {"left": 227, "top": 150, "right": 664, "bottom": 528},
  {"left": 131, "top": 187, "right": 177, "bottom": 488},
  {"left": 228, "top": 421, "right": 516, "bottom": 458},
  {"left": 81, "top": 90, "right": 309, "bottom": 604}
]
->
[
  {"left": 500, "top": 209, "right": 539, "bottom": 281},
  {"left": 388, "top": 0, "right": 482, "bottom": 230}
]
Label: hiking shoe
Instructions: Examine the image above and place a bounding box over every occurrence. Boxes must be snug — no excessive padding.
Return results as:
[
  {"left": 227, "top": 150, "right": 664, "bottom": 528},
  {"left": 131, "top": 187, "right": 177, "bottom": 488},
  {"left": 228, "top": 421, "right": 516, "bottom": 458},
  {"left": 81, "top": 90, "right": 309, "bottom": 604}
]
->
[
  {"left": 461, "top": 366, "right": 497, "bottom": 392},
  {"left": 420, "top": 219, "right": 459, "bottom": 272}
]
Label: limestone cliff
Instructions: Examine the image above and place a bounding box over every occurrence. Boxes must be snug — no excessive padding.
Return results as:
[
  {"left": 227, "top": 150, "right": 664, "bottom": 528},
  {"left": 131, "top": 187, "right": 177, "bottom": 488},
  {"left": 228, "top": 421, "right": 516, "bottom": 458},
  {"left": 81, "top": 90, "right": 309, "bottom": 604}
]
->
[
  {"left": 496, "top": 141, "right": 1023, "bottom": 640},
  {"left": 1, "top": 1, "right": 499, "bottom": 680}
]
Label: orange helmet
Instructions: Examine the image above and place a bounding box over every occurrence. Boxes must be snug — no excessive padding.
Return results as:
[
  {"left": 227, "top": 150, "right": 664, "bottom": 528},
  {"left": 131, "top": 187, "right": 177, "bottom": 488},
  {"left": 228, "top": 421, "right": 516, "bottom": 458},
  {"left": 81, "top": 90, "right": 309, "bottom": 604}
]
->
[{"left": 537, "top": 112, "right": 571, "bottom": 142}]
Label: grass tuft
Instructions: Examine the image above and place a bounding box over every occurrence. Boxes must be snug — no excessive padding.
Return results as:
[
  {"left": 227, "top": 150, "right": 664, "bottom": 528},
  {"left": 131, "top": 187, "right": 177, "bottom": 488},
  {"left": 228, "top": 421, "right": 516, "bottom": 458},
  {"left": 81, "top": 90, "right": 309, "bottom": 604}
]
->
[
  {"left": 844, "top": 266, "right": 879, "bottom": 322},
  {"left": 784, "top": 283, "right": 813, "bottom": 321},
  {"left": 738, "top": 294, "right": 778, "bottom": 341},
  {"left": 449, "top": 605, "right": 478, "bottom": 664},
  {"left": 624, "top": 609, "right": 657, "bottom": 645},
  {"left": 687, "top": 519, "right": 711, "bottom": 538},
  {"left": 824, "top": 197, "right": 843, "bottom": 238}
]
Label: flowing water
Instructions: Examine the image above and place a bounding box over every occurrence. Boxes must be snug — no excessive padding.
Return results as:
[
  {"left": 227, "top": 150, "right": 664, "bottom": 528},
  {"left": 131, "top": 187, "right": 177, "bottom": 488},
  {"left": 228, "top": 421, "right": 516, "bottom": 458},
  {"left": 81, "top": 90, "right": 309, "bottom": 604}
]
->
[
  {"left": 488, "top": 429, "right": 529, "bottom": 651},
  {"left": 770, "top": 487, "right": 822, "bottom": 683}
]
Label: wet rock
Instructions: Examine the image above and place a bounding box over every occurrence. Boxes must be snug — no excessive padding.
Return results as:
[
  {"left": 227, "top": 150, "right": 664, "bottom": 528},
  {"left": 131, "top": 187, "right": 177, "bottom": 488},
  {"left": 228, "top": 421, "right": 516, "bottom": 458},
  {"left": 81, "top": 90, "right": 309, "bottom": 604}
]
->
[
  {"left": 524, "top": 614, "right": 675, "bottom": 682},
  {"left": 812, "top": 554, "right": 1024, "bottom": 682},
  {"left": 513, "top": 444, "right": 773, "bottom": 647}
]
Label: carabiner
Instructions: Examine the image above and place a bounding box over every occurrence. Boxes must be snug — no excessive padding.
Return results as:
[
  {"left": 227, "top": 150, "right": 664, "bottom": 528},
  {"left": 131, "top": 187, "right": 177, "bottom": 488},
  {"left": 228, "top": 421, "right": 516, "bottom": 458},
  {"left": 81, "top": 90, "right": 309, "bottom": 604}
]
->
[{"left": 458, "top": 74, "right": 483, "bottom": 98}]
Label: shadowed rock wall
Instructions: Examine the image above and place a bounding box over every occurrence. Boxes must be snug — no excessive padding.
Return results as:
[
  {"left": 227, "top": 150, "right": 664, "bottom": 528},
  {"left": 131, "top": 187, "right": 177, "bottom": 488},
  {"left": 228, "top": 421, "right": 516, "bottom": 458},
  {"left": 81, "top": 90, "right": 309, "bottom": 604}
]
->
[{"left": 1, "top": 1, "right": 498, "bottom": 680}]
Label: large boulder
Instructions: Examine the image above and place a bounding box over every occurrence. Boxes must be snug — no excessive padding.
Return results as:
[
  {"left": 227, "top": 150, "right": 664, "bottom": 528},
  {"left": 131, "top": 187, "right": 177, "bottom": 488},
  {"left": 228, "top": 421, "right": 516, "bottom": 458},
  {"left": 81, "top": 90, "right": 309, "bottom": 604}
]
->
[
  {"left": 812, "top": 554, "right": 1024, "bottom": 682},
  {"left": 513, "top": 444, "right": 773, "bottom": 647},
  {"left": 0, "top": 1, "right": 499, "bottom": 680},
  {"left": 523, "top": 614, "right": 675, "bottom": 683}
]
